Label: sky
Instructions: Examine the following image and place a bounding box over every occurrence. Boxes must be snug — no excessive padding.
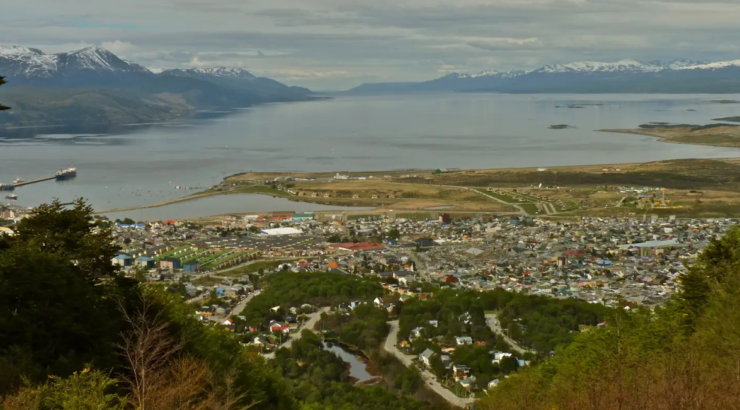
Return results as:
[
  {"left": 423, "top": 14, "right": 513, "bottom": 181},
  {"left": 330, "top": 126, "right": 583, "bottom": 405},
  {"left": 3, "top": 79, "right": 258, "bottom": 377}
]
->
[{"left": 2, "top": 0, "right": 740, "bottom": 90}]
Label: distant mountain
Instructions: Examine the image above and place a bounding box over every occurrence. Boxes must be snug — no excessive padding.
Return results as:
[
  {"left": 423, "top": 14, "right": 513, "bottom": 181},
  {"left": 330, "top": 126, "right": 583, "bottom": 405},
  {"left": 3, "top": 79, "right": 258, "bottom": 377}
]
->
[
  {"left": 0, "top": 45, "right": 315, "bottom": 126},
  {"left": 346, "top": 58, "right": 740, "bottom": 94},
  {"left": 160, "top": 67, "right": 312, "bottom": 101}
]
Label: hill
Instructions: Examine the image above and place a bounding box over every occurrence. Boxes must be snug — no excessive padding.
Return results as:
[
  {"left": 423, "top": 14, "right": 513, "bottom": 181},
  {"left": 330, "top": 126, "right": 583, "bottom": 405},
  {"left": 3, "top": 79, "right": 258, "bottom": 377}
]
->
[
  {"left": 477, "top": 226, "right": 740, "bottom": 410},
  {"left": 347, "top": 58, "right": 740, "bottom": 94},
  {"left": 0, "top": 45, "right": 315, "bottom": 127}
]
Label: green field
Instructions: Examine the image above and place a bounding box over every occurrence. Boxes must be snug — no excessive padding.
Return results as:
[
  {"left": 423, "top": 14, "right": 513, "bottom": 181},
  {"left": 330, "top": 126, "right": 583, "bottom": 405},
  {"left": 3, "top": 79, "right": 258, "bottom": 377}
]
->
[{"left": 475, "top": 189, "right": 523, "bottom": 204}]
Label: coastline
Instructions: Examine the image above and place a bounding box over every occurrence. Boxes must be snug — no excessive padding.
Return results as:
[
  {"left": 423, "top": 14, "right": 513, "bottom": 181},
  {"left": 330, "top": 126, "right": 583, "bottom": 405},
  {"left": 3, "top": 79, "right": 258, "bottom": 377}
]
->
[{"left": 95, "top": 156, "right": 740, "bottom": 219}]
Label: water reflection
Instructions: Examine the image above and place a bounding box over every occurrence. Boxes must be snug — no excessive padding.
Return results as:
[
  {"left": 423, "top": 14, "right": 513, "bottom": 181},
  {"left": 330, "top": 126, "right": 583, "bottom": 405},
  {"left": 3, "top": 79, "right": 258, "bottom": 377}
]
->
[{"left": 322, "top": 341, "right": 373, "bottom": 383}]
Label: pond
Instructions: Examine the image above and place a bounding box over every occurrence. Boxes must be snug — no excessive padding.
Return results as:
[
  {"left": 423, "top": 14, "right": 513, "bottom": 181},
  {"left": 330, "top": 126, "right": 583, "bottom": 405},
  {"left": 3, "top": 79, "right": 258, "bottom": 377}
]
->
[{"left": 322, "top": 341, "right": 373, "bottom": 383}]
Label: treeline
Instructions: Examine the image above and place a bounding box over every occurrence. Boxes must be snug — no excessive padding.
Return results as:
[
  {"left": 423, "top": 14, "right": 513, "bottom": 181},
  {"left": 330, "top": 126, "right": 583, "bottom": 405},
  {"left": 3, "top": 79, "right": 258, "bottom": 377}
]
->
[
  {"left": 241, "top": 272, "right": 383, "bottom": 328},
  {"left": 479, "top": 226, "right": 740, "bottom": 410}
]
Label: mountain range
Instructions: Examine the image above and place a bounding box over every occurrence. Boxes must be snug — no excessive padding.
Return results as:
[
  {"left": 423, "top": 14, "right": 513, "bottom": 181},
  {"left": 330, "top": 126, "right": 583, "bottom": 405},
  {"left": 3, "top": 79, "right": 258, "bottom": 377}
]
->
[
  {"left": 348, "top": 58, "right": 740, "bottom": 94},
  {"left": 0, "top": 46, "right": 314, "bottom": 127}
]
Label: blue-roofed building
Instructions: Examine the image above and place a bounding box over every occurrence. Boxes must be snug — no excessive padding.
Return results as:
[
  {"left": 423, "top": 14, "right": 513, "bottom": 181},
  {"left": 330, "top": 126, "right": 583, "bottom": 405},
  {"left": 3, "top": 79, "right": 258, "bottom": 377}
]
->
[
  {"left": 183, "top": 260, "right": 201, "bottom": 273},
  {"left": 112, "top": 254, "right": 133, "bottom": 267},
  {"left": 292, "top": 212, "right": 314, "bottom": 221},
  {"left": 135, "top": 256, "right": 155, "bottom": 269}
]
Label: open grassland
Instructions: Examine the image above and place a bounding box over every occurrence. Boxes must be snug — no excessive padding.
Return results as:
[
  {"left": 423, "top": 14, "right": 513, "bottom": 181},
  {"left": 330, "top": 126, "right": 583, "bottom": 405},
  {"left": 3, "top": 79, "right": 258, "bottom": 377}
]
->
[{"left": 226, "top": 179, "right": 518, "bottom": 212}]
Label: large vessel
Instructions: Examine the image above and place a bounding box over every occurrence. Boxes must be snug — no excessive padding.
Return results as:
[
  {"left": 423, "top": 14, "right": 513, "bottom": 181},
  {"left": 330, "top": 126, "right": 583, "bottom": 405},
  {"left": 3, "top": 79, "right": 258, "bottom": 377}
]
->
[
  {"left": 56, "top": 167, "right": 77, "bottom": 180},
  {"left": 0, "top": 184, "right": 15, "bottom": 191}
]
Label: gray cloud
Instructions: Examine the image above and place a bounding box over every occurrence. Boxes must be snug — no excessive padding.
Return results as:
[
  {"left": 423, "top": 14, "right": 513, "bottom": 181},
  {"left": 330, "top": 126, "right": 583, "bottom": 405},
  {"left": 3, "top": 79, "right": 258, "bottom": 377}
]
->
[{"left": 2, "top": 0, "right": 740, "bottom": 89}]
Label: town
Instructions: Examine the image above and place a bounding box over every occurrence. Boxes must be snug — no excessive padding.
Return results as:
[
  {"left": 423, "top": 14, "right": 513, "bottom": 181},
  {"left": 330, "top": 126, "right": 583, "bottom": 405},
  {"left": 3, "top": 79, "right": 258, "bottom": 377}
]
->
[{"left": 2, "top": 202, "right": 730, "bottom": 407}]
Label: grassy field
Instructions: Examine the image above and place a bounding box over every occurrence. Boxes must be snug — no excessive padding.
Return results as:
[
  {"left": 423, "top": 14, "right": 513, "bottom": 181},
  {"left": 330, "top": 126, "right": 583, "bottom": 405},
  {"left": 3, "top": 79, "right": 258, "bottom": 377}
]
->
[{"left": 224, "top": 179, "right": 518, "bottom": 212}]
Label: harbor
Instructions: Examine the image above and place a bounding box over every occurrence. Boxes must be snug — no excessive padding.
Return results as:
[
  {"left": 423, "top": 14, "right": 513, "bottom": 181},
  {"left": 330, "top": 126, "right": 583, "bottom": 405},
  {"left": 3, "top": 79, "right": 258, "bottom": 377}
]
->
[{"left": 3, "top": 167, "right": 77, "bottom": 189}]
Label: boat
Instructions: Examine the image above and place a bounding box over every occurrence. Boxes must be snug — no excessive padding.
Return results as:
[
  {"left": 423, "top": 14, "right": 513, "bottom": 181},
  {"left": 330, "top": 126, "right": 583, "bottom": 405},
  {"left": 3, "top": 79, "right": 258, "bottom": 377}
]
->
[
  {"left": 55, "top": 167, "right": 77, "bottom": 180},
  {"left": 5, "top": 194, "right": 17, "bottom": 200},
  {"left": 0, "top": 184, "right": 15, "bottom": 191},
  {"left": 13, "top": 177, "right": 24, "bottom": 185}
]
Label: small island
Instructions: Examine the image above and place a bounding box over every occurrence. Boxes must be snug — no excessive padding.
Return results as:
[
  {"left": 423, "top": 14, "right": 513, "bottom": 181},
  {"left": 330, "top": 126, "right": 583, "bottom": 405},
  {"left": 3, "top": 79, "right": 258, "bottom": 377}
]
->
[
  {"left": 548, "top": 124, "right": 575, "bottom": 129},
  {"left": 708, "top": 100, "right": 740, "bottom": 104},
  {"left": 712, "top": 116, "right": 740, "bottom": 122}
]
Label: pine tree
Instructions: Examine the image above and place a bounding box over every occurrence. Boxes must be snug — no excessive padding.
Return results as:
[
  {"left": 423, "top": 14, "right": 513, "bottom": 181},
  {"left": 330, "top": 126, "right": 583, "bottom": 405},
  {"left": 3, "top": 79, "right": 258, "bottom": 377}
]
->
[{"left": 0, "top": 76, "right": 9, "bottom": 111}]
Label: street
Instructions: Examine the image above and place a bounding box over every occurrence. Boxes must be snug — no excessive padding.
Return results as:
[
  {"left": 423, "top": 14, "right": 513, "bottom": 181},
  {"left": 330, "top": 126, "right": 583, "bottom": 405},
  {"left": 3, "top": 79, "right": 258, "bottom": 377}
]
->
[
  {"left": 262, "top": 307, "right": 329, "bottom": 359},
  {"left": 384, "top": 320, "right": 474, "bottom": 408},
  {"left": 485, "top": 313, "right": 533, "bottom": 355}
]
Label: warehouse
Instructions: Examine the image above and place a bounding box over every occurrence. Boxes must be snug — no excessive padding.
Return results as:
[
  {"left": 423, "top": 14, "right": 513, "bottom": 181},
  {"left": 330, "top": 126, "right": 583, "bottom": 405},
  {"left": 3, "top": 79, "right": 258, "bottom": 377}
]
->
[{"left": 261, "top": 227, "right": 303, "bottom": 236}]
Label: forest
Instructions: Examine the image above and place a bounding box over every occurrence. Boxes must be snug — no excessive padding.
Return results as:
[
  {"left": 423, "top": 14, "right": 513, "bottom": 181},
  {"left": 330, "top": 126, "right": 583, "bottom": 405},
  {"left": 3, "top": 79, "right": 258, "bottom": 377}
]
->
[{"left": 240, "top": 272, "right": 384, "bottom": 329}]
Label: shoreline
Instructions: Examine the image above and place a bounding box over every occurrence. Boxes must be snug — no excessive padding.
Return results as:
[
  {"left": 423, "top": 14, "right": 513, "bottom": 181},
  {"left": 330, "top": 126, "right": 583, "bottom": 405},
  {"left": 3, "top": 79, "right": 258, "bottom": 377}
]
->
[{"left": 95, "top": 156, "right": 740, "bottom": 219}]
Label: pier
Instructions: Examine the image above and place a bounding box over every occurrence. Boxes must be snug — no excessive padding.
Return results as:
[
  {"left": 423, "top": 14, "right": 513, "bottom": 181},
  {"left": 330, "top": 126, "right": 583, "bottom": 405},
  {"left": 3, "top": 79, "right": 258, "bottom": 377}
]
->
[{"left": 13, "top": 175, "right": 57, "bottom": 187}]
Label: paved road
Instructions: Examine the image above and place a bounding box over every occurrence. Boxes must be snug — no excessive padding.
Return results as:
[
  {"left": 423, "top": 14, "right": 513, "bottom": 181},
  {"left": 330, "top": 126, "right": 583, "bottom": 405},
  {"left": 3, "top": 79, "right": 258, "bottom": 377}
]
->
[
  {"left": 385, "top": 321, "right": 474, "bottom": 408},
  {"left": 262, "top": 307, "right": 329, "bottom": 359},
  {"left": 485, "top": 313, "right": 533, "bottom": 355}
]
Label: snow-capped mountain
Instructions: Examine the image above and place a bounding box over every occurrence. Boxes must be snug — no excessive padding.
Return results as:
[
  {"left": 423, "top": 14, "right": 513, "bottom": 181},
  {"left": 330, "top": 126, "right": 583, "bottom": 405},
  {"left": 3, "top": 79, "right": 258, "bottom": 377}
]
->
[
  {"left": 0, "top": 45, "right": 152, "bottom": 86},
  {"left": 163, "top": 67, "right": 257, "bottom": 81},
  {"left": 533, "top": 59, "right": 665, "bottom": 74},
  {"left": 348, "top": 57, "right": 740, "bottom": 94},
  {"left": 160, "top": 66, "right": 312, "bottom": 98}
]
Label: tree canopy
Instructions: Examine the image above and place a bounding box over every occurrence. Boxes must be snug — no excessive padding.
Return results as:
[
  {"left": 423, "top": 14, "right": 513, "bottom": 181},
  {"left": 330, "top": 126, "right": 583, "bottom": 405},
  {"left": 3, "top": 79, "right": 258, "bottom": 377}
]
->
[{"left": 0, "top": 76, "right": 9, "bottom": 111}]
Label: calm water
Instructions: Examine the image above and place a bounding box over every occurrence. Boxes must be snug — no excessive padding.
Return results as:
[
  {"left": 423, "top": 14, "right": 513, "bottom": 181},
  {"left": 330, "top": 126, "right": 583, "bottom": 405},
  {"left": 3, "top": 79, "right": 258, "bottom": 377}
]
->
[
  {"left": 103, "top": 194, "right": 373, "bottom": 220},
  {"left": 2, "top": 93, "right": 740, "bottom": 214},
  {"left": 322, "top": 341, "right": 373, "bottom": 383}
]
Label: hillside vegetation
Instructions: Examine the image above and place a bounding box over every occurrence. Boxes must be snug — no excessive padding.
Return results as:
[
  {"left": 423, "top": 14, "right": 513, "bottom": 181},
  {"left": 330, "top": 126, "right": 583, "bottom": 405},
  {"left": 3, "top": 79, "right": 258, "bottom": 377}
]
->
[{"left": 478, "top": 225, "right": 740, "bottom": 410}]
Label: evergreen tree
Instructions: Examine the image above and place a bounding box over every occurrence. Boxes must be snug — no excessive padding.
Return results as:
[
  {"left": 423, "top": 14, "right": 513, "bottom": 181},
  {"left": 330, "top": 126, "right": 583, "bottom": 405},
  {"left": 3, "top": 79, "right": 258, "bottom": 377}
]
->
[{"left": 0, "top": 76, "right": 9, "bottom": 111}]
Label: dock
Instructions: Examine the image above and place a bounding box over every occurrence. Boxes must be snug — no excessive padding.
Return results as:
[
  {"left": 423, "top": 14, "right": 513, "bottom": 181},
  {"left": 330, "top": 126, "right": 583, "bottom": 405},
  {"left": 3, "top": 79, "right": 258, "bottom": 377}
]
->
[{"left": 13, "top": 176, "right": 57, "bottom": 187}]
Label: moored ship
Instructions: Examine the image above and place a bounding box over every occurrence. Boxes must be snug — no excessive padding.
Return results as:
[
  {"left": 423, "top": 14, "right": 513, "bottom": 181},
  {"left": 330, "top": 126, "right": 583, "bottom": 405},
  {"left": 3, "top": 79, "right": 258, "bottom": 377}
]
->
[
  {"left": 0, "top": 183, "right": 15, "bottom": 191},
  {"left": 13, "top": 177, "right": 24, "bottom": 185},
  {"left": 55, "top": 167, "right": 77, "bottom": 180}
]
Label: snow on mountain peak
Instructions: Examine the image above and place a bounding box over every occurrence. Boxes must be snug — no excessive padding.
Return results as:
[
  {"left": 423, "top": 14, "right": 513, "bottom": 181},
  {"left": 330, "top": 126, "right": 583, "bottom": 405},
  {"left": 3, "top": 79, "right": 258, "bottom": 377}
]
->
[
  {"left": 0, "top": 45, "right": 45, "bottom": 57},
  {"left": 537, "top": 59, "right": 665, "bottom": 74},
  {"left": 676, "top": 60, "right": 740, "bottom": 70},
  {"left": 188, "top": 67, "right": 256, "bottom": 80}
]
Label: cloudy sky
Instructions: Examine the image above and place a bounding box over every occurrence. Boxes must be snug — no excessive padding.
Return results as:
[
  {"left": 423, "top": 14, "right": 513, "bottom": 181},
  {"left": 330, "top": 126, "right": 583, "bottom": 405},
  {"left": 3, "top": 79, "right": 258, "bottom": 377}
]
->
[{"left": 2, "top": 0, "right": 740, "bottom": 90}]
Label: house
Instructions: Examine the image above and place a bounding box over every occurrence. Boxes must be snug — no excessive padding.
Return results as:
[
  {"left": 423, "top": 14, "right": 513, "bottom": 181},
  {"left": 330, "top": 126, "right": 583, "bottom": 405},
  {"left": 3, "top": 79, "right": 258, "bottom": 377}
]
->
[
  {"left": 112, "top": 254, "right": 133, "bottom": 267},
  {"left": 460, "top": 375, "right": 477, "bottom": 390},
  {"left": 440, "top": 355, "right": 453, "bottom": 370},
  {"left": 183, "top": 260, "right": 200, "bottom": 273},
  {"left": 428, "top": 320, "right": 439, "bottom": 327},
  {"left": 452, "top": 364, "right": 470, "bottom": 381},
  {"left": 491, "top": 352, "right": 513, "bottom": 364},
  {"left": 253, "top": 335, "right": 274, "bottom": 350},
  {"left": 270, "top": 325, "right": 290, "bottom": 335},
  {"left": 419, "top": 348, "right": 435, "bottom": 367},
  {"left": 410, "top": 327, "right": 425, "bottom": 341},
  {"left": 455, "top": 336, "right": 473, "bottom": 345},
  {"left": 159, "top": 257, "right": 181, "bottom": 272},
  {"left": 373, "top": 297, "right": 384, "bottom": 308},
  {"left": 488, "top": 379, "right": 500, "bottom": 389},
  {"left": 196, "top": 306, "right": 213, "bottom": 317},
  {"left": 135, "top": 256, "right": 155, "bottom": 269}
]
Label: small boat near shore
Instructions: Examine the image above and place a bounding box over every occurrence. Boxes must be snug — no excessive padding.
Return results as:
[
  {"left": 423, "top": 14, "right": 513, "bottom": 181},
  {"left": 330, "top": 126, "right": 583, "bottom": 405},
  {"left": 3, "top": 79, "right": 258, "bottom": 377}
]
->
[{"left": 5, "top": 194, "right": 17, "bottom": 200}]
